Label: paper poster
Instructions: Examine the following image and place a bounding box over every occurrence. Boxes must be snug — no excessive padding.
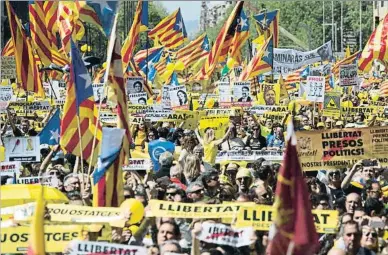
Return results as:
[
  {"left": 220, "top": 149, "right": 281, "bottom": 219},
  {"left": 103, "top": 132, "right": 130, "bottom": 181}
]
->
[
  {"left": 0, "top": 86, "right": 14, "bottom": 101},
  {"left": 169, "top": 85, "right": 188, "bottom": 109},
  {"left": 123, "top": 158, "right": 151, "bottom": 171},
  {"left": 306, "top": 76, "right": 325, "bottom": 102},
  {"left": 323, "top": 91, "right": 341, "bottom": 118},
  {"left": 339, "top": 64, "right": 358, "bottom": 86},
  {"left": 216, "top": 150, "right": 284, "bottom": 163},
  {"left": 4, "top": 136, "right": 41, "bottom": 162},
  {"left": 99, "top": 111, "right": 117, "bottom": 124},
  {"left": 92, "top": 83, "right": 107, "bottom": 103},
  {"left": 218, "top": 81, "right": 232, "bottom": 103},
  {"left": 1, "top": 56, "right": 16, "bottom": 79},
  {"left": 196, "top": 222, "right": 254, "bottom": 248},
  {"left": 128, "top": 92, "right": 147, "bottom": 105},
  {"left": 162, "top": 85, "right": 171, "bottom": 109},
  {"left": 296, "top": 126, "right": 388, "bottom": 171},
  {"left": 261, "top": 83, "right": 280, "bottom": 105},
  {"left": 233, "top": 81, "right": 252, "bottom": 106},
  {"left": 45, "top": 80, "right": 66, "bottom": 101},
  {"left": 17, "top": 176, "right": 52, "bottom": 185},
  {"left": 127, "top": 77, "right": 144, "bottom": 94},
  {"left": 250, "top": 105, "right": 287, "bottom": 115},
  {"left": 273, "top": 41, "right": 333, "bottom": 74},
  {"left": 69, "top": 240, "right": 147, "bottom": 255},
  {"left": 0, "top": 161, "right": 21, "bottom": 176}
]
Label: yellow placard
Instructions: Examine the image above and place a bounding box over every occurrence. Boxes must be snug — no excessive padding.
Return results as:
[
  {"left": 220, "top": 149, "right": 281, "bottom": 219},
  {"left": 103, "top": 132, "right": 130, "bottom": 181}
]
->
[
  {"left": 235, "top": 206, "right": 338, "bottom": 234},
  {"left": 1, "top": 225, "right": 83, "bottom": 253},
  {"left": 296, "top": 126, "right": 388, "bottom": 171},
  {"left": 148, "top": 200, "right": 244, "bottom": 219},
  {"left": 199, "top": 116, "right": 230, "bottom": 139}
]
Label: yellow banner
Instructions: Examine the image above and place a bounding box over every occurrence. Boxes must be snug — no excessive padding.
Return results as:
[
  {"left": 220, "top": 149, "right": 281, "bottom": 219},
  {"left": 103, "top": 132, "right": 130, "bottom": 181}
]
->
[
  {"left": 199, "top": 116, "right": 230, "bottom": 139},
  {"left": 1, "top": 225, "right": 83, "bottom": 253},
  {"left": 235, "top": 206, "right": 338, "bottom": 234},
  {"left": 148, "top": 200, "right": 243, "bottom": 219},
  {"left": 296, "top": 127, "right": 388, "bottom": 171}
]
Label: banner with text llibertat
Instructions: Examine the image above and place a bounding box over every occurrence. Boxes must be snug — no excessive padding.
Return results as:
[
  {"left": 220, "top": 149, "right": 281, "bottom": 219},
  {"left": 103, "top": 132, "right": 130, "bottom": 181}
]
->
[{"left": 296, "top": 127, "right": 388, "bottom": 171}]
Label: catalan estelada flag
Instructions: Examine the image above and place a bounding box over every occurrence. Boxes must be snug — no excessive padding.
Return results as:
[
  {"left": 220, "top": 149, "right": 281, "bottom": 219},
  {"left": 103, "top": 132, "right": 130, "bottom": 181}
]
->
[
  {"left": 229, "top": 8, "right": 250, "bottom": 62},
  {"left": 6, "top": 1, "right": 44, "bottom": 98},
  {"left": 1, "top": 38, "right": 14, "bottom": 56},
  {"left": 254, "top": 10, "right": 279, "bottom": 47},
  {"left": 332, "top": 51, "right": 361, "bottom": 77},
  {"left": 29, "top": 0, "right": 52, "bottom": 66},
  {"left": 148, "top": 8, "right": 187, "bottom": 49},
  {"left": 193, "top": 1, "right": 244, "bottom": 81},
  {"left": 122, "top": 0, "right": 148, "bottom": 72},
  {"left": 81, "top": 1, "right": 118, "bottom": 36},
  {"left": 266, "top": 123, "right": 319, "bottom": 255},
  {"left": 175, "top": 33, "right": 210, "bottom": 68},
  {"left": 60, "top": 40, "right": 102, "bottom": 164},
  {"left": 284, "top": 65, "right": 309, "bottom": 90},
  {"left": 92, "top": 127, "right": 125, "bottom": 207},
  {"left": 27, "top": 185, "right": 45, "bottom": 255},
  {"left": 239, "top": 36, "right": 273, "bottom": 81},
  {"left": 359, "top": 13, "right": 388, "bottom": 72}
]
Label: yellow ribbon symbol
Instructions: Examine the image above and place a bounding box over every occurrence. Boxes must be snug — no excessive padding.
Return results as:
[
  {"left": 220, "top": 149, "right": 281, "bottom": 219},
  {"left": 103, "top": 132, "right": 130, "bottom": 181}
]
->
[{"left": 26, "top": 138, "right": 34, "bottom": 151}]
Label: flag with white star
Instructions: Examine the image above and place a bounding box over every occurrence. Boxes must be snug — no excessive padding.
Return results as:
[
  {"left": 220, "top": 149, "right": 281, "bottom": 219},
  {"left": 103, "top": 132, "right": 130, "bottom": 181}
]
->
[
  {"left": 148, "top": 8, "right": 187, "bottom": 49},
  {"left": 39, "top": 109, "right": 60, "bottom": 145},
  {"left": 175, "top": 33, "right": 210, "bottom": 69},
  {"left": 253, "top": 10, "right": 279, "bottom": 47},
  {"left": 229, "top": 8, "right": 250, "bottom": 62},
  {"left": 86, "top": 0, "right": 117, "bottom": 36}
]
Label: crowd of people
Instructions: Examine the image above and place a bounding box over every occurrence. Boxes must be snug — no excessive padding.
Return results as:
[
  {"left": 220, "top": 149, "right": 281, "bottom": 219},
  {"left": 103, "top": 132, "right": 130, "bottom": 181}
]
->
[{"left": 1, "top": 100, "right": 387, "bottom": 255}]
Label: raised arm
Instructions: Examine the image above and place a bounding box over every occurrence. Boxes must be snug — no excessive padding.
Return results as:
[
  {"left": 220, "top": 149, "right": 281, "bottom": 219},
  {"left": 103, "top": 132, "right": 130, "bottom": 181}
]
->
[{"left": 194, "top": 128, "right": 203, "bottom": 145}]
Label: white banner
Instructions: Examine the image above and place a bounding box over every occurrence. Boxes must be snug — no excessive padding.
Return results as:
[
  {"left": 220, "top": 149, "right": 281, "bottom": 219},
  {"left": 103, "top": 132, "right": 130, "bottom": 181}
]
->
[
  {"left": 249, "top": 105, "right": 288, "bottom": 115},
  {"left": 306, "top": 76, "right": 325, "bottom": 103},
  {"left": 196, "top": 222, "right": 254, "bottom": 247},
  {"left": 69, "top": 240, "right": 147, "bottom": 255},
  {"left": 128, "top": 92, "right": 147, "bottom": 105},
  {"left": 99, "top": 111, "right": 117, "bottom": 124},
  {"left": 0, "top": 161, "right": 21, "bottom": 176},
  {"left": 339, "top": 64, "right": 358, "bottom": 86},
  {"left": 4, "top": 136, "right": 41, "bottom": 162},
  {"left": 273, "top": 41, "right": 332, "bottom": 75},
  {"left": 216, "top": 150, "right": 284, "bottom": 162},
  {"left": 123, "top": 158, "right": 151, "bottom": 171}
]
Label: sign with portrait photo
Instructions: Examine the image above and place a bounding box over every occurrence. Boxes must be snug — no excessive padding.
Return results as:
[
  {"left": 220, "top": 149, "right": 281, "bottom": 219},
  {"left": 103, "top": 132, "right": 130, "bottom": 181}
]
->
[
  {"left": 126, "top": 77, "right": 144, "bottom": 94},
  {"left": 128, "top": 92, "right": 147, "bottom": 105},
  {"left": 169, "top": 85, "right": 188, "bottom": 110},
  {"left": 162, "top": 85, "right": 171, "bottom": 109},
  {"left": 339, "top": 64, "right": 358, "bottom": 87},
  {"left": 233, "top": 81, "right": 251, "bottom": 106},
  {"left": 92, "top": 83, "right": 107, "bottom": 104},
  {"left": 261, "top": 83, "right": 279, "bottom": 105}
]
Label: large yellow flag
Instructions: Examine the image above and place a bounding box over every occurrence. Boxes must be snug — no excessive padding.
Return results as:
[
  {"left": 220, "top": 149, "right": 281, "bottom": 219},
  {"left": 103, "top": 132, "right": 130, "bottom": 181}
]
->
[{"left": 27, "top": 185, "right": 45, "bottom": 255}]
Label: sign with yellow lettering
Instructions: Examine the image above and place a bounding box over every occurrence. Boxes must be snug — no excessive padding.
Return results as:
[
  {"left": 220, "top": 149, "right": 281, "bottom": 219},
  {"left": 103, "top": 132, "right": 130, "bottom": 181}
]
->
[
  {"left": 296, "top": 127, "right": 388, "bottom": 171},
  {"left": 235, "top": 206, "right": 338, "bottom": 234},
  {"left": 1, "top": 225, "right": 82, "bottom": 253}
]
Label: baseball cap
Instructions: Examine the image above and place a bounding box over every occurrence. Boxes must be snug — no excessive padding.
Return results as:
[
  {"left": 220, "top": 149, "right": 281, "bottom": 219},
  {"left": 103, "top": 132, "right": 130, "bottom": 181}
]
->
[
  {"left": 236, "top": 168, "right": 251, "bottom": 179},
  {"left": 317, "top": 122, "right": 325, "bottom": 127}
]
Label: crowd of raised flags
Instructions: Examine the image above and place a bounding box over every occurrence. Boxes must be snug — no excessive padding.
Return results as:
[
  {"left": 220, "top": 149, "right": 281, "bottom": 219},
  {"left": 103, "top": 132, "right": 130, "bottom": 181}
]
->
[{"left": 1, "top": 1, "right": 388, "bottom": 255}]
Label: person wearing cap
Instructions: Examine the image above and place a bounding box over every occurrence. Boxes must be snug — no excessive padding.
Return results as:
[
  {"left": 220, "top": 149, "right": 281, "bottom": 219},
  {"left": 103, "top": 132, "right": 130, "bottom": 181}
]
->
[
  {"left": 236, "top": 167, "right": 252, "bottom": 193},
  {"left": 186, "top": 181, "right": 204, "bottom": 203},
  {"left": 335, "top": 120, "right": 344, "bottom": 129},
  {"left": 325, "top": 118, "right": 333, "bottom": 129},
  {"left": 165, "top": 184, "right": 186, "bottom": 202},
  {"left": 317, "top": 122, "right": 325, "bottom": 130},
  {"left": 223, "top": 163, "right": 239, "bottom": 186},
  {"left": 202, "top": 170, "right": 220, "bottom": 201},
  {"left": 154, "top": 151, "right": 174, "bottom": 179}
]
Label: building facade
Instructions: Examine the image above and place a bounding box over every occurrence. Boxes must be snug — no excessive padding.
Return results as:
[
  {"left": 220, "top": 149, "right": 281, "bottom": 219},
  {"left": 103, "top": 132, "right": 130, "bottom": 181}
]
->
[
  {"left": 373, "top": 1, "right": 388, "bottom": 29},
  {"left": 199, "top": 1, "right": 234, "bottom": 32}
]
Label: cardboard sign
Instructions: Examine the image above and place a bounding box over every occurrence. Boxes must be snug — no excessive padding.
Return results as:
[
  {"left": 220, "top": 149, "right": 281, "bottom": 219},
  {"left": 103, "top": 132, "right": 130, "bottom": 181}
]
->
[
  {"left": 233, "top": 81, "right": 252, "bottom": 106},
  {"left": 99, "top": 111, "right": 117, "bottom": 124},
  {"left": 216, "top": 150, "right": 283, "bottom": 163},
  {"left": 235, "top": 206, "right": 338, "bottom": 234},
  {"left": 323, "top": 91, "right": 341, "bottom": 118},
  {"left": 128, "top": 92, "right": 147, "bottom": 105},
  {"left": 126, "top": 77, "right": 144, "bottom": 94},
  {"left": 1, "top": 225, "right": 83, "bottom": 253},
  {"left": 122, "top": 158, "right": 151, "bottom": 171},
  {"left": 69, "top": 240, "right": 147, "bottom": 255},
  {"left": 196, "top": 222, "right": 254, "bottom": 247},
  {"left": 16, "top": 176, "right": 52, "bottom": 185},
  {"left": 0, "top": 85, "right": 14, "bottom": 101},
  {"left": 0, "top": 161, "right": 21, "bottom": 176},
  {"left": 218, "top": 81, "right": 232, "bottom": 103},
  {"left": 4, "top": 136, "right": 40, "bottom": 162},
  {"left": 161, "top": 85, "right": 172, "bottom": 109},
  {"left": 92, "top": 83, "right": 107, "bottom": 103},
  {"left": 306, "top": 76, "right": 325, "bottom": 102},
  {"left": 1, "top": 56, "right": 16, "bottom": 79},
  {"left": 169, "top": 85, "right": 188, "bottom": 110},
  {"left": 296, "top": 126, "right": 388, "bottom": 171},
  {"left": 339, "top": 64, "right": 358, "bottom": 86}
]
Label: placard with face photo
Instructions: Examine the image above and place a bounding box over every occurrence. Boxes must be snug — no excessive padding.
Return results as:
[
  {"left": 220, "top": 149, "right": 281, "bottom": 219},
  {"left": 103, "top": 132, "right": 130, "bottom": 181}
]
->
[
  {"left": 128, "top": 92, "right": 148, "bottom": 105},
  {"left": 92, "top": 83, "right": 107, "bottom": 104},
  {"left": 127, "top": 77, "right": 144, "bottom": 94},
  {"left": 233, "top": 81, "right": 252, "bottom": 105},
  {"left": 162, "top": 86, "right": 171, "bottom": 109},
  {"left": 169, "top": 85, "right": 188, "bottom": 109}
]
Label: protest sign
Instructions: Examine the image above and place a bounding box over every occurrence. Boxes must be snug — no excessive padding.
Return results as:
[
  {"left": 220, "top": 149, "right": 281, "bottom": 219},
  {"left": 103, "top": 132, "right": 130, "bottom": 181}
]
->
[
  {"left": 235, "top": 206, "right": 338, "bottom": 234},
  {"left": 4, "top": 136, "right": 40, "bottom": 162},
  {"left": 99, "top": 111, "right": 117, "bottom": 124},
  {"left": 296, "top": 126, "right": 388, "bottom": 171},
  {"left": 122, "top": 158, "right": 151, "bottom": 171},
  {"left": 323, "top": 91, "right": 341, "bottom": 118},
  {"left": 92, "top": 83, "right": 107, "bottom": 103},
  {"left": 8, "top": 101, "right": 51, "bottom": 117},
  {"left": 250, "top": 105, "right": 287, "bottom": 115},
  {"left": 127, "top": 77, "right": 144, "bottom": 94},
  {"left": 339, "top": 64, "right": 358, "bottom": 86},
  {"left": 0, "top": 85, "right": 14, "bottom": 101},
  {"left": 1, "top": 56, "right": 16, "bottom": 79},
  {"left": 306, "top": 76, "right": 325, "bottom": 102},
  {"left": 205, "top": 108, "right": 240, "bottom": 116},
  {"left": 169, "top": 85, "right": 188, "bottom": 109},
  {"left": 128, "top": 92, "right": 147, "bottom": 105},
  {"left": 69, "top": 240, "right": 147, "bottom": 255},
  {"left": 127, "top": 105, "right": 151, "bottom": 114},
  {"left": 128, "top": 116, "right": 144, "bottom": 125},
  {"left": 273, "top": 41, "right": 332, "bottom": 74},
  {"left": 0, "top": 161, "right": 21, "bottom": 176},
  {"left": 16, "top": 176, "right": 53, "bottom": 185},
  {"left": 145, "top": 110, "right": 173, "bottom": 122},
  {"left": 162, "top": 85, "right": 171, "bottom": 109},
  {"left": 216, "top": 150, "right": 283, "bottom": 163},
  {"left": 233, "top": 81, "right": 252, "bottom": 106},
  {"left": 260, "top": 83, "right": 280, "bottom": 105},
  {"left": 218, "top": 81, "right": 232, "bottom": 103},
  {"left": 1, "top": 225, "right": 83, "bottom": 253},
  {"left": 45, "top": 80, "right": 67, "bottom": 101},
  {"left": 148, "top": 200, "right": 245, "bottom": 219},
  {"left": 199, "top": 116, "right": 230, "bottom": 139},
  {"left": 196, "top": 222, "right": 254, "bottom": 247},
  {"left": 309, "top": 63, "right": 332, "bottom": 77}
]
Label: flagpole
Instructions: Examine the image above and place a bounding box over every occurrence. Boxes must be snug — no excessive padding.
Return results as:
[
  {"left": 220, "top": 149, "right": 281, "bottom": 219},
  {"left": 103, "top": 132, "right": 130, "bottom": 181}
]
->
[
  {"left": 87, "top": 14, "right": 119, "bottom": 178},
  {"left": 34, "top": 49, "right": 58, "bottom": 99}
]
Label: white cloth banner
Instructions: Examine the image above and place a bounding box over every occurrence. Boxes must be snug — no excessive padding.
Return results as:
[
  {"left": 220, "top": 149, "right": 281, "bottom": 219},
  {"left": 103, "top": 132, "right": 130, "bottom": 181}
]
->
[{"left": 69, "top": 240, "right": 147, "bottom": 255}]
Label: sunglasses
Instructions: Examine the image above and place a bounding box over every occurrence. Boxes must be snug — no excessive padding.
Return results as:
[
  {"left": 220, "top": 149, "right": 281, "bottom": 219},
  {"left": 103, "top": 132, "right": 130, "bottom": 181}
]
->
[
  {"left": 166, "top": 192, "right": 177, "bottom": 197},
  {"left": 124, "top": 194, "right": 132, "bottom": 199},
  {"left": 364, "top": 231, "right": 378, "bottom": 238}
]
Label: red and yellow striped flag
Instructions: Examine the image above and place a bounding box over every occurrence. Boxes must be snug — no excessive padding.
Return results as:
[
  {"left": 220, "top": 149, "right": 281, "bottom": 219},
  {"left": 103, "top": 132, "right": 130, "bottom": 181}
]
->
[
  {"left": 26, "top": 185, "right": 45, "bottom": 255},
  {"left": 175, "top": 33, "right": 210, "bottom": 68},
  {"left": 359, "top": 13, "right": 388, "bottom": 72},
  {"left": 29, "top": 1, "right": 52, "bottom": 66},
  {"left": 6, "top": 1, "right": 44, "bottom": 97},
  {"left": 332, "top": 51, "right": 360, "bottom": 77},
  {"left": 380, "top": 80, "right": 388, "bottom": 96},
  {"left": 1, "top": 38, "right": 14, "bottom": 56}
]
